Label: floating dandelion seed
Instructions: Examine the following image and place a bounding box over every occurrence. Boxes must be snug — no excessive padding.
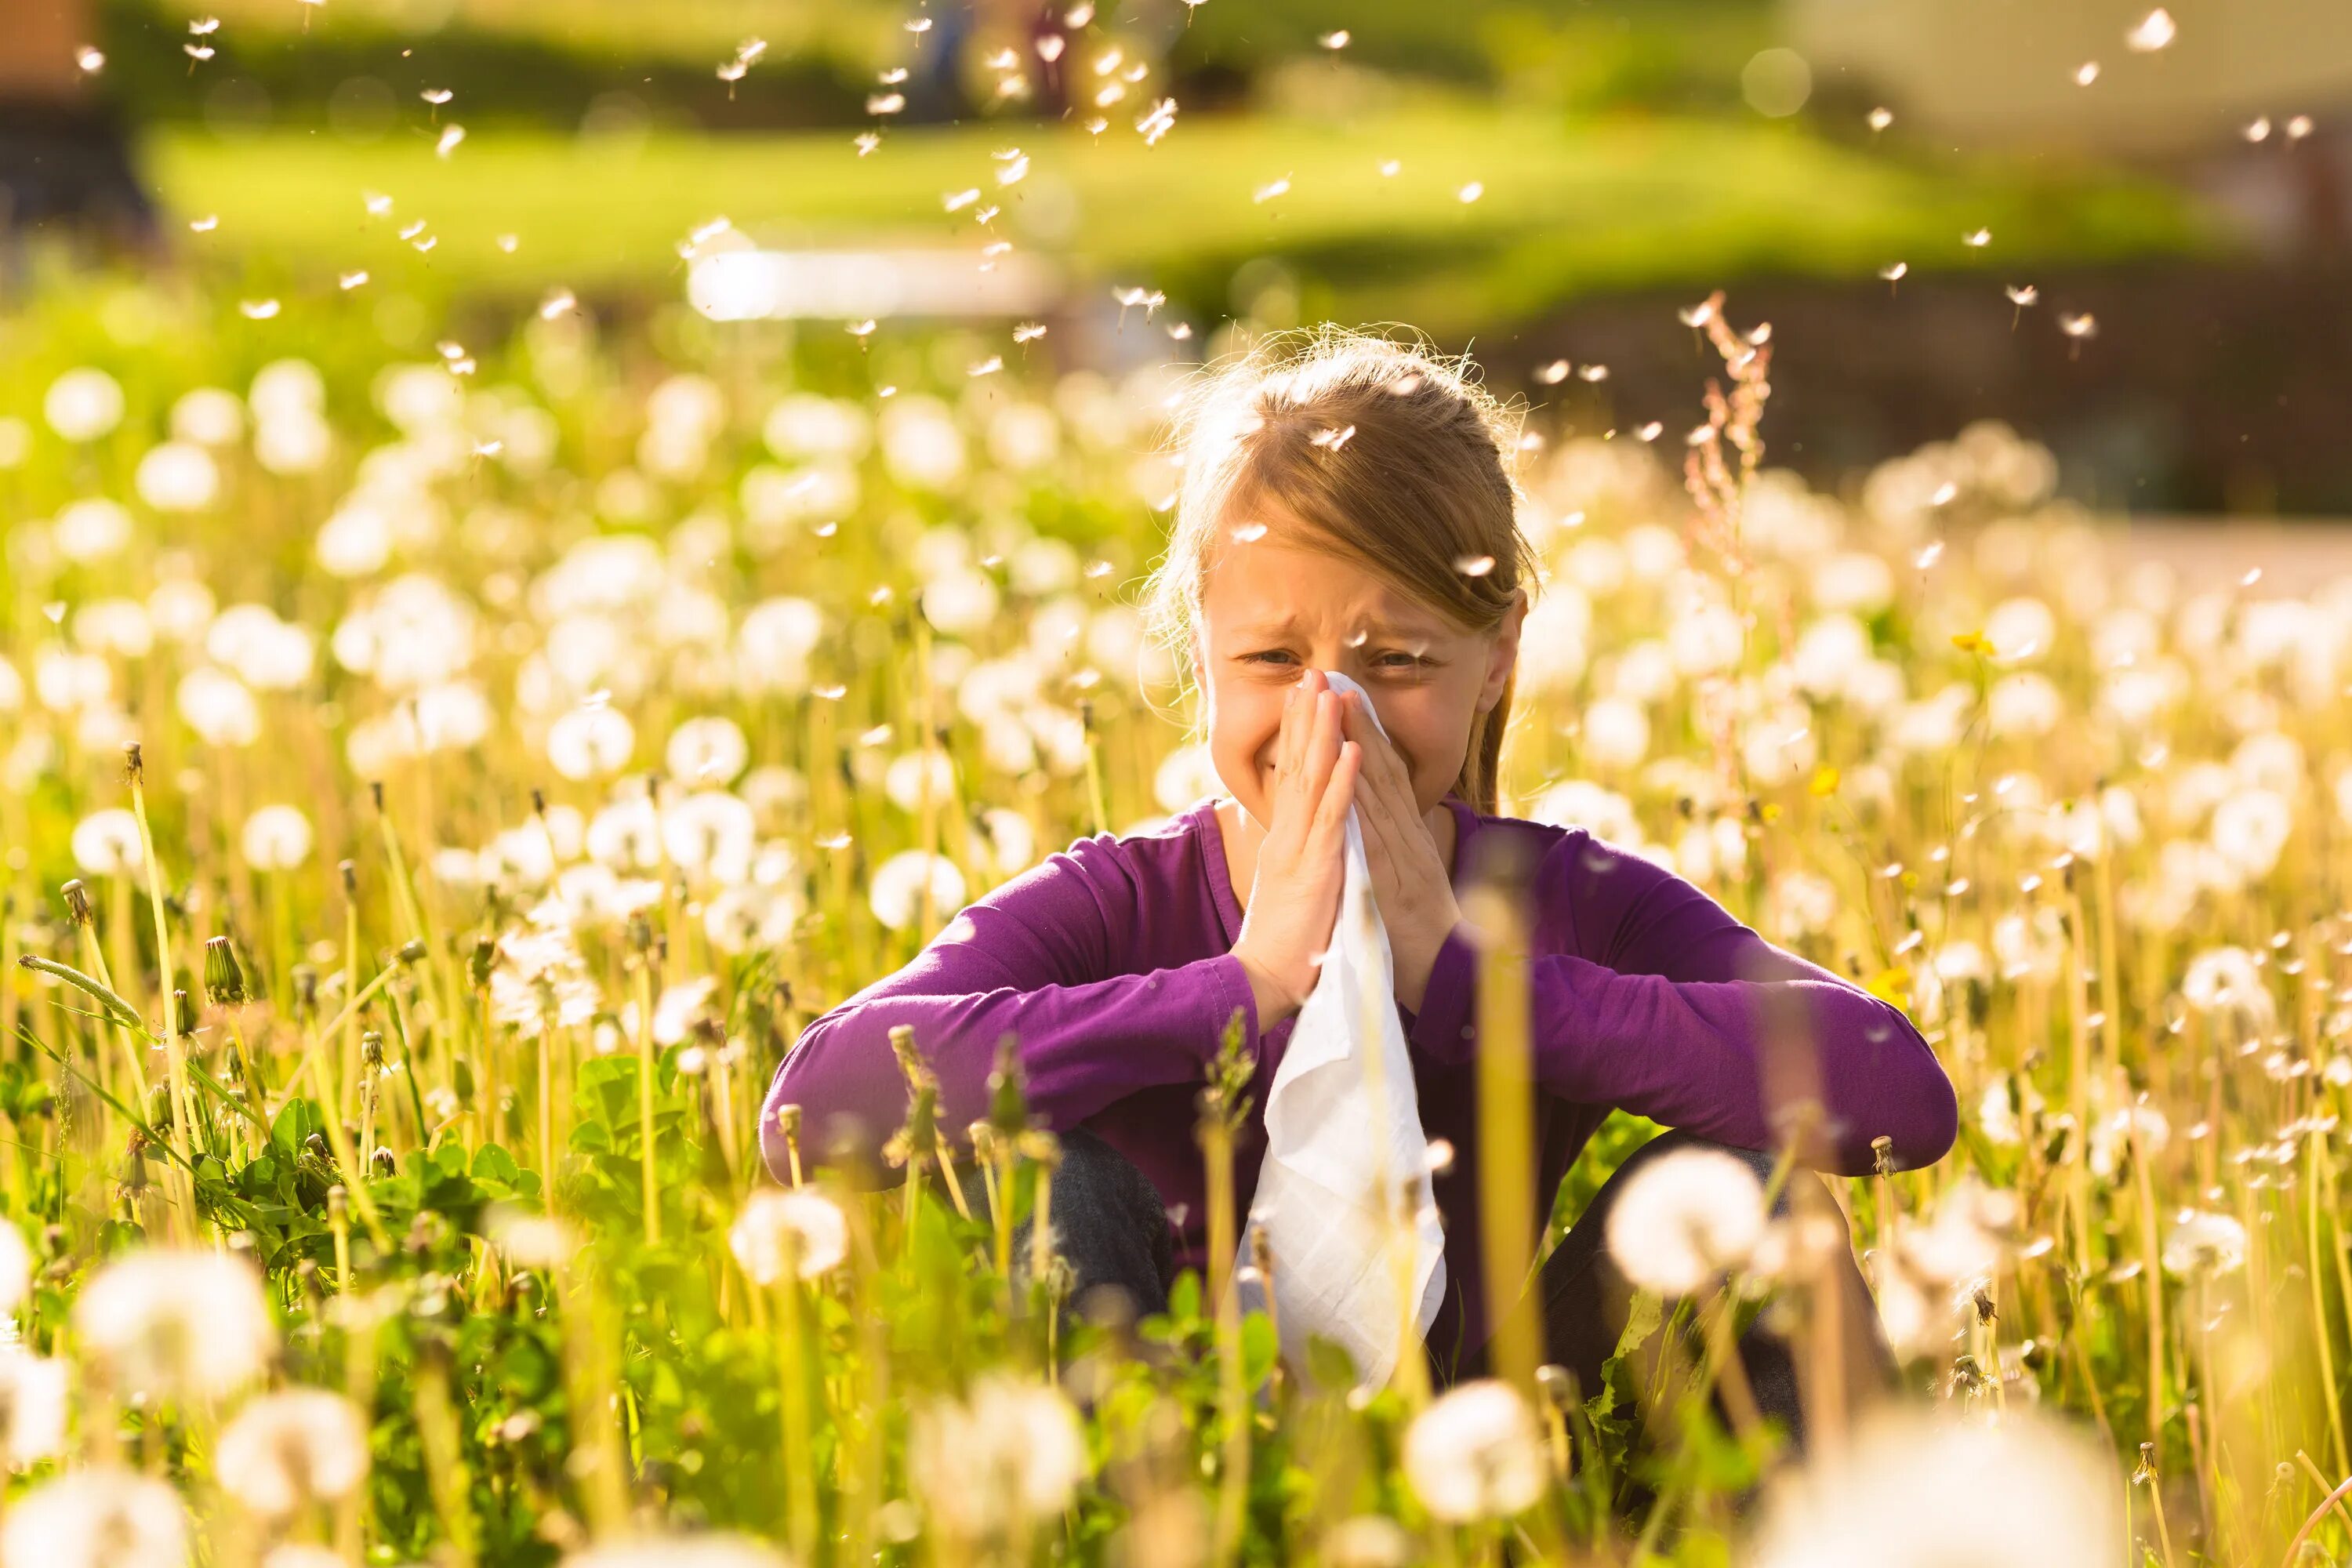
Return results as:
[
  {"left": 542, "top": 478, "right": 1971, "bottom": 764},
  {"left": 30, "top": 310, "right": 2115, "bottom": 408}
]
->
[
  {"left": 2287, "top": 114, "right": 2314, "bottom": 140},
  {"left": 1068, "top": 2, "right": 1094, "bottom": 24},
  {"left": 1930, "top": 481, "right": 1959, "bottom": 506},
  {"left": 1136, "top": 97, "right": 1178, "bottom": 143},
  {"left": 848, "top": 318, "right": 877, "bottom": 338},
  {"left": 1879, "top": 261, "right": 1908, "bottom": 282},
  {"left": 995, "top": 151, "right": 1030, "bottom": 185},
  {"left": 2245, "top": 116, "right": 2272, "bottom": 142},
  {"left": 868, "top": 92, "right": 906, "bottom": 115},
  {"left": 854, "top": 130, "right": 881, "bottom": 154},
  {"left": 1576, "top": 363, "right": 1609, "bottom": 382},
  {"left": 944, "top": 187, "right": 981, "bottom": 212},
  {"left": 968, "top": 356, "right": 1003, "bottom": 377},
  {"left": 2060, "top": 311, "right": 2098, "bottom": 339},
  {"left": 1457, "top": 180, "right": 1484, "bottom": 202},
  {"left": 1534, "top": 360, "right": 1570, "bottom": 384},
  {"left": 364, "top": 191, "right": 391, "bottom": 216},
  {"left": 984, "top": 47, "right": 1019, "bottom": 70},
  {"left": 414, "top": 234, "right": 437, "bottom": 252},
  {"left": 2076, "top": 60, "right": 2101, "bottom": 85},
  {"left": 1454, "top": 554, "right": 1496, "bottom": 577},
  {"left": 717, "top": 61, "right": 748, "bottom": 87},
  {"left": 1916, "top": 540, "right": 1945, "bottom": 569},
  {"left": 1012, "top": 321, "right": 1047, "bottom": 343},
  {"left": 1320, "top": 29, "right": 1350, "bottom": 49},
  {"left": 1231, "top": 521, "right": 1269, "bottom": 543},
  {"left": 338, "top": 270, "right": 368, "bottom": 289},
  {"left": 397, "top": 218, "right": 426, "bottom": 240},
  {"left": 539, "top": 288, "right": 577, "bottom": 320},
  {"left": 421, "top": 87, "right": 452, "bottom": 106},
  {"left": 496, "top": 232, "right": 520, "bottom": 252},
  {"left": 1678, "top": 298, "right": 1717, "bottom": 328},
  {"left": 184, "top": 42, "right": 215, "bottom": 63},
  {"left": 190, "top": 213, "right": 219, "bottom": 233},
  {"left": 1167, "top": 321, "right": 1192, "bottom": 339},
  {"left": 1253, "top": 174, "right": 1292, "bottom": 203},
  {"left": 76, "top": 45, "right": 105, "bottom": 72},
  {"left": 880, "top": 67, "right": 909, "bottom": 85},
  {"left": 2240, "top": 566, "right": 2262, "bottom": 586},
  {"left": 1310, "top": 424, "right": 1357, "bottom": 452},
  {"left": 1867, "top": 105, "right": 1893, "bottom": 132},
  {"left": 1963, "top": 227, "right": 1991, "bottom": 247},
  {"left": 240, "top": 299, "right": 281, "bottom": 320},
  {"left": 1038, "top": 34, "right": 1065, "bottom": 62},
  {"left": 435, "top": 124, "right": 466, "bottom": 158},
  {"left": 2005, "top": 283, "right": 2038, "bottom": 326},
  {"left": 1635, "top": 421, "right": 1664, "bottom": 441},
  {"left": 2125, "top": 7, "right": 2176, "bottom": 50},
  {"left": 906, "top": 16, "right": 933, "bottom": 32}
]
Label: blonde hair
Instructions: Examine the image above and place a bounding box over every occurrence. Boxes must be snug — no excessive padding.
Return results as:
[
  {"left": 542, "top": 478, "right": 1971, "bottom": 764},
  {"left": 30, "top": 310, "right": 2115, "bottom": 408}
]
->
[{"left": 1139, "top": 325, "right": 1541, "bottom": 815}]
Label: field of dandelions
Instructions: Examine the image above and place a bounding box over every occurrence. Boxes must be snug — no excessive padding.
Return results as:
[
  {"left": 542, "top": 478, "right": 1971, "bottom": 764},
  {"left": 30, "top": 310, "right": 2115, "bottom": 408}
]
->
[{"left": 1, "top": 270, "right": 2349, "bottom": 1568}]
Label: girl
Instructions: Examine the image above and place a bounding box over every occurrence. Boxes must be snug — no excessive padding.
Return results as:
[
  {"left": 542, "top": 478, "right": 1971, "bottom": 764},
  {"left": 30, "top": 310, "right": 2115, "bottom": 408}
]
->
[{"left": 760, "top": 326, "right": 1958, "bottom": 1432}]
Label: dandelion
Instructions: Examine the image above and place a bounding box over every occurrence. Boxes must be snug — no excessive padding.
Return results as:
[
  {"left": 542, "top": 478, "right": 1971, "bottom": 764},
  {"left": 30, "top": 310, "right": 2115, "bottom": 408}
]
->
[
  {"left": 74, "top": 1248, "right": 275, "bottom": 1401},
  {"left": 71, "top": 808, "right": 146, "bottom": 877},
  {"left": 1750, "top": 1406, "right": 2121, "bottom": 1567},
  {"left": 45, "top": 367, "right": 125, "bottom": 441},
  {"left": 907, "top": 1374, "right": 1091, "bottom": 1539},
  {"left": 1603, "top": 1145, "right": 1766, "bottom": 1294},
  {"left": 0, "top": 1346, "right": 69, "bottom": 1466},
  {"left": 869, "top": 850, "right": 966, "bottom": 932},
  {"left": 546, "top": 705, "right": 634, "bottom": 780},
  {"left": 1401, "top": 1380, "right": 1548, "bottom": 1522},
  {"left": 216, "top": 1389, "right": 369, "bottom": 1519},
  {"left": 2161, "top": 1210, "right": 2247, "bottom": 1276},
  {"left": 729, "top": 1189, "right": 849, "bottom": 1283},
  {"left": 1, "top": 1468, "right": 188, "bottom": 1568}
]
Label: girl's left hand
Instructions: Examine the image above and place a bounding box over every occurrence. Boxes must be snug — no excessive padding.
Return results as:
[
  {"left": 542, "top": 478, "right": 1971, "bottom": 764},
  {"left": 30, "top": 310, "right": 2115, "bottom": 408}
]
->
[{"left": 1337, "top": 689, "right": 1465, "bottom": 1016}]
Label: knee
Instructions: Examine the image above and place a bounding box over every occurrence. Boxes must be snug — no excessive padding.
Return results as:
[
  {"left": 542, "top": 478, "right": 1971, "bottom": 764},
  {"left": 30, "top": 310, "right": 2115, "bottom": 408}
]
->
[{"left": 1049, "top": 1128, "right": 1166, "bottom": 1225}]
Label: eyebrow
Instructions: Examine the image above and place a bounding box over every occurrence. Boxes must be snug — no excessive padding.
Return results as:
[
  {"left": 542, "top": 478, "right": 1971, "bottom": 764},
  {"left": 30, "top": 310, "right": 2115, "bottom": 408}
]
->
[{"left": 1233, "top": 612, "right": 1447, "bottom": 641}]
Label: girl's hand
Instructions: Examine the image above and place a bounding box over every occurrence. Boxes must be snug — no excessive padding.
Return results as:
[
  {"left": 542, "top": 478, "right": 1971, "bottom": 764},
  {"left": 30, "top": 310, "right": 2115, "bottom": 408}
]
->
[
  {"left": 1231, "top": 672, "right": 1363, "bottom": 1027},
  {"left": 1338, "top": 689, "right": 1466, "bottom": 1017}
]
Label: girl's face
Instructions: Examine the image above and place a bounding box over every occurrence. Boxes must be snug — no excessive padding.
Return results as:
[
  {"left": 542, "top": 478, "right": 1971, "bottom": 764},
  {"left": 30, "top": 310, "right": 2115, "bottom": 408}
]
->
[{"left": 1191, "top": 499, "right": 1527, "bottom": 833}]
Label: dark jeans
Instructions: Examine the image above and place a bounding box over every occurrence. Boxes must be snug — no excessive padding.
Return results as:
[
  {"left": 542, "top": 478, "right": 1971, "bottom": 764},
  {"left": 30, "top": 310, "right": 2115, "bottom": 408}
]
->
[{"left": 978, "top": 1127, "right": 1896, "bottom": 1457}]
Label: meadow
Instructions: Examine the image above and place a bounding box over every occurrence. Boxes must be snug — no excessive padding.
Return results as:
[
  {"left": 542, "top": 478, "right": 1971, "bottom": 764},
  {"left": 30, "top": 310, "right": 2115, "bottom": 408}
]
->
[{"left": 0, "top": 263, "right": 2347, "bottom": 1568}]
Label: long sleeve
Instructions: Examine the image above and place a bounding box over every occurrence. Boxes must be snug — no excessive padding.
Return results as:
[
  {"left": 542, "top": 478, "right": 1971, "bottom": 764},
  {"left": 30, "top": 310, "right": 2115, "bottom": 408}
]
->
[
  {"left": 1406, "top": 830, "right": 1957, "bottom": 1176},
  {"left": 760, "top": 832, "right": 1261, "bottom": 1185}
]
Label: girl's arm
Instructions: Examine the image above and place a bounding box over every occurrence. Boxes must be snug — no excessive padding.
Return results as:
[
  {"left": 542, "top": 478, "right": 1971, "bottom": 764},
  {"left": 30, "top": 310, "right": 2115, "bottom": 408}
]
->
[
  {"left": 760, "top": 836, "right": 1260, "bottom": 1184},
  {"left": 1404, "top": 831, "right": 1958, "bottom": 1176}
]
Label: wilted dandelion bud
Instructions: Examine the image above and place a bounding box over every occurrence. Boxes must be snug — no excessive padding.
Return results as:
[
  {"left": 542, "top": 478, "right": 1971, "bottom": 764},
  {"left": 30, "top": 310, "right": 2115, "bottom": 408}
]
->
[
  {"left": 371, "top": 1147, "right": 396, "bottom": 1178},
  {"left": 216, "top": 1388, "right": 368, "bottom": 1519},
  {"left": 469, "top": 935, "right": 495, "bottom": 989},
  {"left": 339, "top": 858, "right": 358, "bottom": 899},
  {"left": 122, "top": 740, "right": 144, "bottom": 786},
  {"left": 360, "top": 1031, "right": 387, "bottom": 1072},
  {"left": 1, "top": 1468, "right": 187, "bottom": 1568},
  {"left": 203, "top": 935, "right": 247, "bottom": 1007},
  {"left": 396, "top": 938, "right": 426, "bottom": 966},
  {"left": 728, "top": 1189, "right": 848, "bottom": 1284},
  {"left": 1401, "top": 1379, "right": 1548, "bottom": 1522},
  {"left": 291, "top": 965, "right": 317, "bottom": 1015},
  {"left": 60, "top": 879, "right": 93, "bottom": 928},
  {"left": 74, "top": 1247, "right": 277, "bottom": 1401},
  {"left": 1603, "top": 1146, "right": 1767, "bottom": 1294}
]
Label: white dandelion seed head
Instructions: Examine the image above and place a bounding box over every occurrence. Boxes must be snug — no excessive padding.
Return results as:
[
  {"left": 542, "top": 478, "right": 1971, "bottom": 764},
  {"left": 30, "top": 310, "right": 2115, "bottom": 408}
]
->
[
  {"left": 728, "top": 1189, "right": 849, "bottom": 1284},
  {"left": 45, "top": 367, "right": 125, "bottom": 442},
  {"left": 1604, "top": 1145, "right": 1766, "bottom": 1294},
  {"left": 74, "top": 1248, "right": 276, "bottom": 1402},
  {"left": 2161, "top": 1209, "right": 2248, "bottom": 1278},
  {"left": 1401, "top": 1379, "right": 1547, "bottom": 1522},
  {"left": 907, "top": 1374, "right": 1091, "bottom": 1538},
  {"left": 1749, "top": 1405, "right": 2122, "bottom": 1568},
  {"left": 216, "top": 1389, "right": 368, "bottom": 1519},
  {"left": 71, "top": 808, "right": 146, "bottom": 878},
  {"left": 868, "top": 850, "right": 966, "bottom": 933},
  {"left": 2, "top": 1468, "right": 188, "bottom": 1568}
]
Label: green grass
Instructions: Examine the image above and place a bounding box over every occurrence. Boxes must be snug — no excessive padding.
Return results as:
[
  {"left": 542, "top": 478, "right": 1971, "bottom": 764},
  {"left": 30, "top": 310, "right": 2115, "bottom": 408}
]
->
[{"left": 143, "top": 103, "right": 2216, "bottom": 334}]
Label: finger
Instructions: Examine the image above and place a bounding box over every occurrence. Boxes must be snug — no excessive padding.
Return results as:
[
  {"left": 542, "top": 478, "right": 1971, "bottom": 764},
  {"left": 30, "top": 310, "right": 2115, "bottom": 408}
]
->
[
  {"left": 1277, "top": 680, "right": 1308, "bottom": 802},
  {"left": 1313, "top": 741, "right": 1359, "bottom": 837},
  {"left": 1299, "top": 688, "right": 1342, "bottom": 804}
]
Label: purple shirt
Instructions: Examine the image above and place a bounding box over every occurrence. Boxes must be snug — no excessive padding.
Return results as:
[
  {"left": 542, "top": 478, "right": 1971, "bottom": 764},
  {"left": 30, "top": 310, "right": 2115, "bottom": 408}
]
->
[{"left": 761, "top": 791, "right": 1957, "bottom": 1367}]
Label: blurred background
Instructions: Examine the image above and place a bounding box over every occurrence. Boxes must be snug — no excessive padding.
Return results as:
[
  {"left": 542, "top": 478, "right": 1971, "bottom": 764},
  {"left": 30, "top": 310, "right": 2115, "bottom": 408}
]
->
[{"left": 4, "top": 0, "right": 2350, "bottom": 513}]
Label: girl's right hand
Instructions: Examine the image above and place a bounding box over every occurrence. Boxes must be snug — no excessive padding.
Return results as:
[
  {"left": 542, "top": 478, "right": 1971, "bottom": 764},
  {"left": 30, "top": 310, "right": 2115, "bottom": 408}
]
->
[{"left": 1232, "top": 672, "right": 1362, "bottom": 1028}]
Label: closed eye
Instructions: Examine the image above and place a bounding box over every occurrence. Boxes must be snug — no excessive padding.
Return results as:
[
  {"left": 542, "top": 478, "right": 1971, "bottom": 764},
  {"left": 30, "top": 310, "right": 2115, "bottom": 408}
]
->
[{"left": 1240, "top": 651, "right": 1432, "bottom": 670}]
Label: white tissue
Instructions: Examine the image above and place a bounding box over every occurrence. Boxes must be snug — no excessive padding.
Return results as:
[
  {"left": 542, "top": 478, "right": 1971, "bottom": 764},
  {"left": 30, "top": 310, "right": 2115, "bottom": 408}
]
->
[{"left": 1236, "top": 669, "right": 1447, "bottom": 1391}]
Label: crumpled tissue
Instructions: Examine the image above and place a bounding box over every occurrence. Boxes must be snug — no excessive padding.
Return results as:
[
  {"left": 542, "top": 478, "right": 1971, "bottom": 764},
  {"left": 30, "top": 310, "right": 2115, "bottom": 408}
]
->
[{"left": 1236, "top": 668, "right": 1447, "bottom": 1391}]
